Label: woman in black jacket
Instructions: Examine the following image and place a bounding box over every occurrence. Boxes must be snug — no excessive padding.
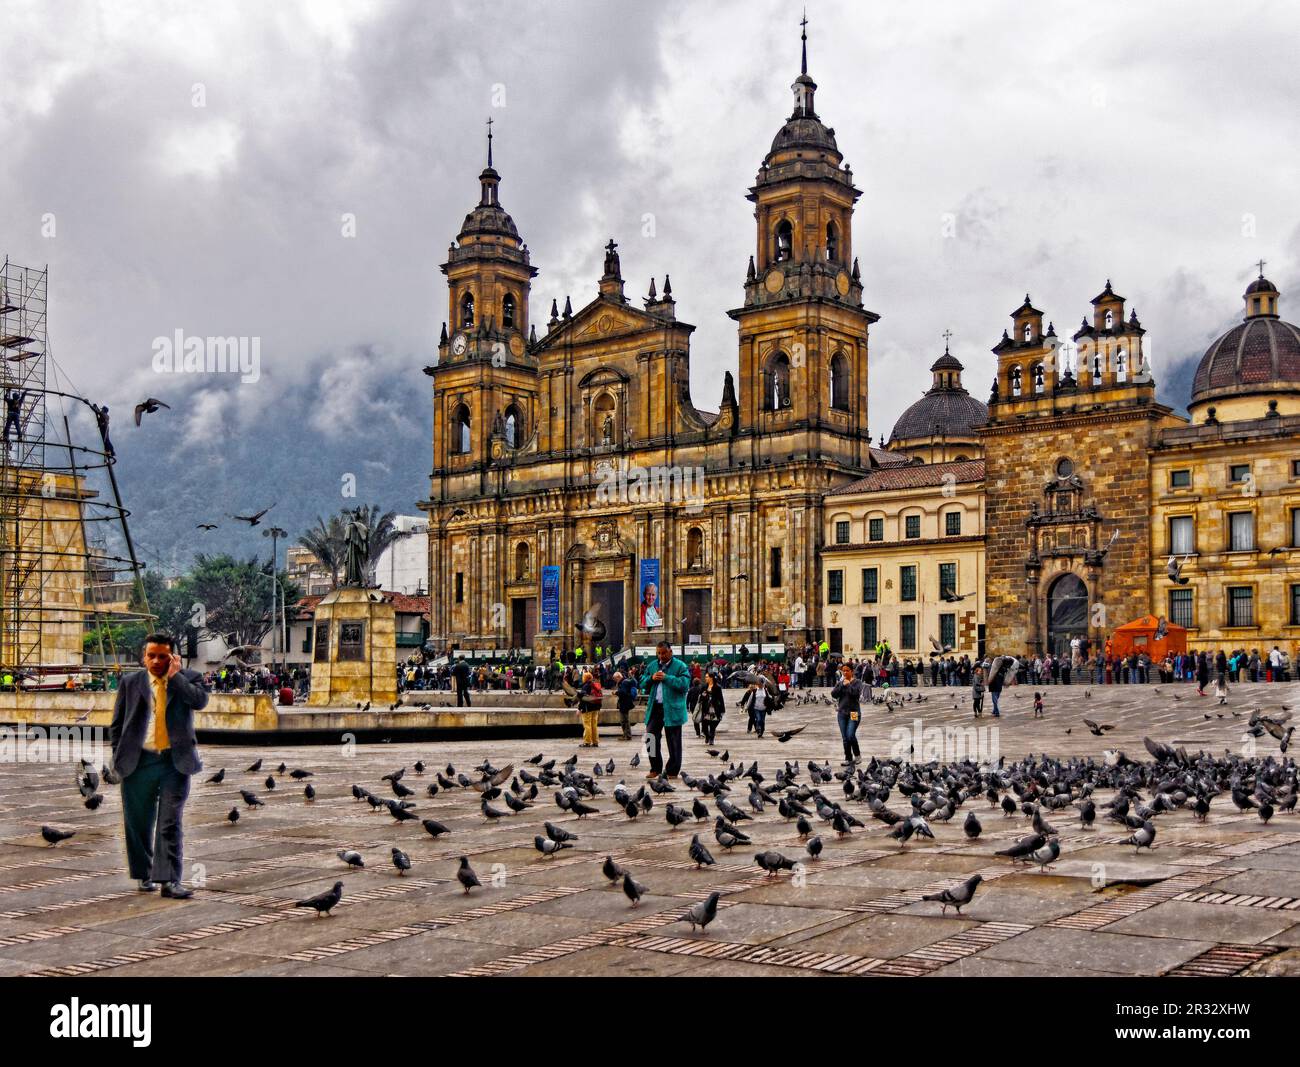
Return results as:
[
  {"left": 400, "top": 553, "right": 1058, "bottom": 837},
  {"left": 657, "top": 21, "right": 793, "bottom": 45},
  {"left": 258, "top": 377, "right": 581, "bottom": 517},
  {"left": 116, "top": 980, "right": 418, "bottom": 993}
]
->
[
  {"left": 700, "top": 673, "right": 726, "bottom": 745},
  {"left": 831, "top": 664, "right": 863, "bottom": 764}
]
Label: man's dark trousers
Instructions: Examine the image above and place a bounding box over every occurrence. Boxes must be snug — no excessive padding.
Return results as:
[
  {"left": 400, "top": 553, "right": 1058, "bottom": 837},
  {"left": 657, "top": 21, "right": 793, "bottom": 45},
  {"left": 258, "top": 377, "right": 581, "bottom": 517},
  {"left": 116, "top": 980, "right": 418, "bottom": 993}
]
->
[
  {"left": 456, "top": 683, "right": 471, "bottom": 707},
  {"left": 645, "top": 703, "right": 682, "bottom": 777},
  {"left": 121, "top": 749, "right": 190, "bottom": 883}
]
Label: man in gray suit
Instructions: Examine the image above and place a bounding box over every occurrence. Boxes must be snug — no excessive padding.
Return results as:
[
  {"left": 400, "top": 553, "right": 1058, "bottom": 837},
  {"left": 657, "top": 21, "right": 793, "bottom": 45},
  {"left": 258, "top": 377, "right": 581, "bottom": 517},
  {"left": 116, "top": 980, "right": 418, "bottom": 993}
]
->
[{"left": 109, "top": 633, "right": 208, "bottom": 898}]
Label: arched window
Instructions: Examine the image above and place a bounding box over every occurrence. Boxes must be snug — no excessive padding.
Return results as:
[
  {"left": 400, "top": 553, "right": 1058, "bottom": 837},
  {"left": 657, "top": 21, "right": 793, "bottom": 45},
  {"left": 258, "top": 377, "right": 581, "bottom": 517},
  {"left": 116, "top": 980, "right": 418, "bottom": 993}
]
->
[
  {"left": 514, "top": 541, "right": 529, "bottom": 580},
  {"left": 775, "top": 220, "right": 793, "bottom": 263},
  {"left": 503, "top": 404, "right": 521, "bottom": 449},
  {"left": 1092, "top": 352, "right": 1102, "bottom": 383},
  {"left": 1104, "top": 309, "right": 1114, "bottom": 329},
  {"left": 593, "top": 393, "right": 616, "bottom": 446},
  {"left": 460, "top": 291, "right": 475, "bottom": 328},
  {"left": 829, "top": 352, "right": 850, "bottom": 411},
  {"left": 1023, "top": 323, "right": 1032, "bottom": 342},
  {"left": 825, "top": 221, "right": 839, "bottom": 262},
  {"left": 1010, "top": 365, "right": 1023, "bottom": 397},
  {"left": 451, "top": 404, "right": 471, "bottom": 454},
  {"left": 502, "top": 293, "right": 516, "bottom": 330},
  {"left": 1032, "top": 362, "right": 1045, "bottom": 394},
  {"left": 1115, "top": 348, "right": 1128, "bottom": 383},
  {"left": 686, "top": 527, "right": 704, "bottom": 567},
  {"left": 766, "top": 352, "right": 792, "bottom": 411}
]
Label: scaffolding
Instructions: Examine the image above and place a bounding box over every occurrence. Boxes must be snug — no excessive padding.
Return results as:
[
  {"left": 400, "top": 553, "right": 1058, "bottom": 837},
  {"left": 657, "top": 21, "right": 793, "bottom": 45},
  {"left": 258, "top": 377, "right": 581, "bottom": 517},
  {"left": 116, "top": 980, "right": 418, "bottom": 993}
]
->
[{"left": 0, "top": 258, "right": 149, "bottom": 688}]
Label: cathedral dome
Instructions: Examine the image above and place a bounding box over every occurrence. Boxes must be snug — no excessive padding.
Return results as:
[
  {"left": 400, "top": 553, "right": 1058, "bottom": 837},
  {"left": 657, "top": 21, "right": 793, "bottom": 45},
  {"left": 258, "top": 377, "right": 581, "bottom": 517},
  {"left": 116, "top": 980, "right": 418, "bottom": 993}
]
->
[
  {"left": 1189, "top": 274, "right": 1300, "bottom": 412},
  {"left": 890, "top": 390, "right": 989, "bottom": 443},
  {"left": 888, "top": 348, "right": 988, "bottom": 445},
  {"left": 769, "top": 112, "right": 839, "bottom": 156}
]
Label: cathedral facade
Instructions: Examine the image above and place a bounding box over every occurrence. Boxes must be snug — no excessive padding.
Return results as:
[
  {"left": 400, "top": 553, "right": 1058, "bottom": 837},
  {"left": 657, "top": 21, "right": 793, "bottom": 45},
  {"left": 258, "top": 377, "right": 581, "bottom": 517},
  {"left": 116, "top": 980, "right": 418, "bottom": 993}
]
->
[{"left": 420, "top": 33, "right": 889, "bottom": 657}]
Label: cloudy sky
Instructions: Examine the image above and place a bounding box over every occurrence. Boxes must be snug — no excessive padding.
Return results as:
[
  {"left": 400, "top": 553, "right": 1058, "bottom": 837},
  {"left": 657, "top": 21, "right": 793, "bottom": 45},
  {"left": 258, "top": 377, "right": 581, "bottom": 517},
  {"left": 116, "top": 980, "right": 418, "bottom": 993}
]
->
[{"left": 2, "top": 0, "right": 1296, "bottom": 569}]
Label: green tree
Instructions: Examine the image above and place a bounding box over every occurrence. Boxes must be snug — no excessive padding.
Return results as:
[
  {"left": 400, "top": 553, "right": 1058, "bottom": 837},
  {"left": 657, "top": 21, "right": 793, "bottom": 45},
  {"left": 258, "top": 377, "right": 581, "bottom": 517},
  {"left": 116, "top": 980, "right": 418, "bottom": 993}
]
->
[
  {"left": 186, "top": 553, "right": 301, "bottom": 652},
  {"left": 297, "top": 505, "right": 407, "bottom": 590}
]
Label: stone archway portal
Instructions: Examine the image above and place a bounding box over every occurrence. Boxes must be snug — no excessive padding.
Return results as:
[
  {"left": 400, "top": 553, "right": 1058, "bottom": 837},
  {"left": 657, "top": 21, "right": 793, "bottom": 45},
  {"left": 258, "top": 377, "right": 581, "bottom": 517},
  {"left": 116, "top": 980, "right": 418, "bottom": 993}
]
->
[{"left": 1046, "top": 573, "right": 1088, "bottom": 658}]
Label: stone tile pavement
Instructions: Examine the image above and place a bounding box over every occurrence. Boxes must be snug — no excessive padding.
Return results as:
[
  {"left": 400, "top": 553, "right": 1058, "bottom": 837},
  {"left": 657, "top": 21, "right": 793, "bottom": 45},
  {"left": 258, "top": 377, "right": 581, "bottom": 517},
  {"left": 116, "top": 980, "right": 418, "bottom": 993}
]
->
[{"left": 2, "top": 679, "right": 1299, "bottom": 976}]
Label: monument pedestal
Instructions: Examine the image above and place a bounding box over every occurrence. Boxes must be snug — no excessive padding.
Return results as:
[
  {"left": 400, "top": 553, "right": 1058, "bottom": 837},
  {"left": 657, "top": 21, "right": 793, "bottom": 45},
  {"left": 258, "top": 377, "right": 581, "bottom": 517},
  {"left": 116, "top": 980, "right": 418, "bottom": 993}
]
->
[{"left": 306, "top": 587, "right": 397, "bottom": 708}]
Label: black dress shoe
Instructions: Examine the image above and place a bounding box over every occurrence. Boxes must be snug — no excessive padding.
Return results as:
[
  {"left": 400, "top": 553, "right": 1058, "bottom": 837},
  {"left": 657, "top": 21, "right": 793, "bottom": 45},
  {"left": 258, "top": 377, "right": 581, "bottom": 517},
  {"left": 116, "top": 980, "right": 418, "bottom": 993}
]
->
[
  {"left": 138, "top": 879, "right": 158, "bottom": 892},
  {"left": 160, "top": 882, "right": 193, "bottom": 899}
]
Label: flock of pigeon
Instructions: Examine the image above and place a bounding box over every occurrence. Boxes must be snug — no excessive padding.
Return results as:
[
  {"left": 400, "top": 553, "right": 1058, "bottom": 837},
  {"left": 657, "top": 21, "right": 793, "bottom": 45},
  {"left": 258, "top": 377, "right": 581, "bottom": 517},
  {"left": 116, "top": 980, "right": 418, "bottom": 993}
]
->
[{"left": 36, "top": 705, "right": 1297, "bottom": 936}]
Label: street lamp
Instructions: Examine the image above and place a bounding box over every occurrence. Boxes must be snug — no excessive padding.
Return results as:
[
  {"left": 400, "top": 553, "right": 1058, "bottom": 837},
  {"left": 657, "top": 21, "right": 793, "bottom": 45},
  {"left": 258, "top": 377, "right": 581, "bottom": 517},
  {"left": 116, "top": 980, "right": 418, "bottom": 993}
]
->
[{"left": 262, "top": 526, "right": 288, "bottom": 667}]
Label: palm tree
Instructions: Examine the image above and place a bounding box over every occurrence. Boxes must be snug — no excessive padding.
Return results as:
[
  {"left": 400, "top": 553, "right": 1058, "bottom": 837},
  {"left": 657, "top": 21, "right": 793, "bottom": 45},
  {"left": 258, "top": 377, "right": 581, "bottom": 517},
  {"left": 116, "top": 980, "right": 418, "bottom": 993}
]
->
[
  {"left": 297, "top": 506, "right": 408, "bottom": 591},
  {"left": 360, "top": 506, "right": 405, "bottom": 588},
  {"left": 297, "top": 514, "right": 344, "bottom": 588}
]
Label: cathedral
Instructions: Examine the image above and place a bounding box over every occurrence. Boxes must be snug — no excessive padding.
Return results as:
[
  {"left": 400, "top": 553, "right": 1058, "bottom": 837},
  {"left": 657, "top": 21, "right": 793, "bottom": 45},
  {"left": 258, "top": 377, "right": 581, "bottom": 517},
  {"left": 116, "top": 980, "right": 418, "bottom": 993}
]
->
[
  {"left": 422, "top": 17, "right": 1300, "bottom": 664},
  {"left": 420, "top": 26, "right": 890, "bottom": 657}
]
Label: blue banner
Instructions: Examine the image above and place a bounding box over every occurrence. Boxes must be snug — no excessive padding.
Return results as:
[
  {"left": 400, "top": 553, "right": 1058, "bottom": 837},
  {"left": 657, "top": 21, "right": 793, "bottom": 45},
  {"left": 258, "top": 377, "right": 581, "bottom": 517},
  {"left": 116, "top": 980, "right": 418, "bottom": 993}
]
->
[
  {"left": 638, "top": 558, "right": 661, "bottom": 629},
  {"left": 541, "top": 565, "right": 560, "bottom": 631}
]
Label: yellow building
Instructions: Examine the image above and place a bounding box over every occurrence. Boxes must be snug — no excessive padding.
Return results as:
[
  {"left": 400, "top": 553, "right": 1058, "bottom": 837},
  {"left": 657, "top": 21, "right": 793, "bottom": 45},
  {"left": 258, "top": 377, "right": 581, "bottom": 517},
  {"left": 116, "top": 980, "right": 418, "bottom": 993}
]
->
[
  {"left": 822, "top": 454, "right": 986, "bottom": 659},
  {"left": 1149, "top": 272, "right": 1300, "bottom": 651},
  {"left": 421, "top": 25, "right": 900, "bottom": 657},
  {"left": 981, "top": 272, "right": 1300, "bottom": 658}
]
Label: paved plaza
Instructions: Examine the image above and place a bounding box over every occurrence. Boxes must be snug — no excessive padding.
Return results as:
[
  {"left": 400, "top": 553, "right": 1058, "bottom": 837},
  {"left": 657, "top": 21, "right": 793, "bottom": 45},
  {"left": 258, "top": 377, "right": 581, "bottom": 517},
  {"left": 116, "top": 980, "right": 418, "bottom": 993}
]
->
[{"left": 3, "top": 680, "right": 1300, "bottom": 978}]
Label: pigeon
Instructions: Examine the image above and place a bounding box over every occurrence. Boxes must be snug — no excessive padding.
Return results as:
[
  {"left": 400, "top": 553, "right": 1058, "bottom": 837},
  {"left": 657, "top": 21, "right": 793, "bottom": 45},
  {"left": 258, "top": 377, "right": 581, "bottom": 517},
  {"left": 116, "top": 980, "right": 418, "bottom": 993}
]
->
[
  {"left": 995, "top": 834, "right": 1047, "bottom": 863},
  {"left": 544, "top": 821, "right": 578, "bottom": 843},
  {"left": 806, "top": 835, "right": 823, "bottom": 860},
  {"left": 754, "top": 851, "right": 797, "bottom": 876},
  {"left": 245, "top": 759, "right": 262, "bottom": 773},
  {"left": 84, "top": 793, "right": 104, "bottom": 810},
  {"left": 665, "top": 803, "right": 689, "bottom": 828},
  {"left": 415, "top": 819, "right": 449, "bottom": 844},
  {"left": 295, "top": 881, "right": 344, "bottom": 917},
  {"left": 688, "top": 834, "right": 716, "bottom": 868},
  {"left": 1083, "top": 718, "right": 1115, "bottom": 736},
  {"left": 386, "top": 801, "right": 418, "bottom": 822},
  {"left": 304, "top": 783, "right": 316, "bottom": 802},
  {"left": 337, "top": 849, "right": 364, "bottom": 868},
  {"left": 391, "top": 848, "right": 411, "bottom": 875},
  {"left": 239, "top": 789, "right": 264, "bottom": 808},
  {"left": 133, "top": 397, "right": 171, "bottom": 425},
  {"left": 1126, "top": 820, "right": 1157, "bottom": 852},
  {"left": 774, "top": 724, "right": 807, "bottom": 743},
  {"left": 692, "top": 797, "right": 709, "bottom": 821},
  {"left": 922, "top": 874, "right": 984, "bottom": 915},
  {"left": 1078, "top": 799, "right": 1096, "bottom": 828},
  {"left": 457, "top": 856, "right": 482, "bottom": 893},
  {"left": 41, "top": 826, "right": 76, "bottom": 846},
  {"left": 622, "top": 872, "right": 647, "bottom": 907},
  {"left": 570, "top": 799, "right": 599, "bottom": 818},
  {"left": 963, "top": 811, "right": 982, "bottom": 840},
  {"left": 481, "top": 800, "right": 510, "bottom": 820},
  {"left": 206, "top": 769, "right": 226, "bottom": 784},
  {"left": 796, "top": 815, "right": 813, "bottom": 839},
  {"left": 264, "top": 775, "right": 276, "bottom": 791},
  {"left": 226, "top": 807, "right": 240, "bottom": 825},
  {"left": 1030, "top": 838, "right": 1061, "bottom": 870},
  {"left": 602, "top": 855, "right": 626, "bottom": 885},
  {"left": 680, "top": 891, "right": 721, "bottom": 933},
  {"left": 534, "top": 835, "right": 572, "bottom": 857}
]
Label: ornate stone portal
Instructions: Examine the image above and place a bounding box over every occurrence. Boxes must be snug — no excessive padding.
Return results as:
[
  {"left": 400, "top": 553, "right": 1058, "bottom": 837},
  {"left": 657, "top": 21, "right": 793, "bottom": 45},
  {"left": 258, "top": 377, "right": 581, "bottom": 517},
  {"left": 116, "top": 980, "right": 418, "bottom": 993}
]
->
[{"left": 306, "top": 587, "right": 397, "bottom": 708}]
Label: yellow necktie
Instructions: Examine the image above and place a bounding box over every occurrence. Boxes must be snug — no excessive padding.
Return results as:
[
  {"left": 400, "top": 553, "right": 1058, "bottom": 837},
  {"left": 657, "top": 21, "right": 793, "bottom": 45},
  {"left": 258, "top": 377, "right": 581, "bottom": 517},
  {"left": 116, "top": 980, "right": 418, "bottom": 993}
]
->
[{"left": 152, "top": 675, "right": 170, "bottom": 750}]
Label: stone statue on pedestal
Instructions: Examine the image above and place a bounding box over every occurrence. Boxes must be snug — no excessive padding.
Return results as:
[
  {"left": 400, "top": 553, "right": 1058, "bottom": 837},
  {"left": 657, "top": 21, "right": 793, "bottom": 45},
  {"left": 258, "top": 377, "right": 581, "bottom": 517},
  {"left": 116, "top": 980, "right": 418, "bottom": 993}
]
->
[{"left": 344, "top": 507, "right": 370, "bottom": 587}]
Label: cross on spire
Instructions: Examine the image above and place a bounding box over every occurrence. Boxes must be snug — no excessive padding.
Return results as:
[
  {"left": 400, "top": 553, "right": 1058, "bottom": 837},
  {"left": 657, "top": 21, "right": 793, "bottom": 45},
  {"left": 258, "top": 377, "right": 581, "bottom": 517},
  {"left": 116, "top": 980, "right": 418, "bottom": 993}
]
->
[
  {"left": 800, "top": 9, "right": 809, "bottom": 75},
  {"left": 486, "top": 115, "right": 494, "bottom": 168},
  {"left": 1257, "top": 258, "right": 1267, "bottom": 278},
  {"left": 942, "top": 328, "right": 953, "bottom": 352}
]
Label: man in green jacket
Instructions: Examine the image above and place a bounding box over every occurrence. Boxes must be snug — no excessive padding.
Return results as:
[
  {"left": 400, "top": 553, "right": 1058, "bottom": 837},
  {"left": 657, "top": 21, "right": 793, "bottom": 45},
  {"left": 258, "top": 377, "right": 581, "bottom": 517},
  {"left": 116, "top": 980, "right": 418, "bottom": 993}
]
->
[{"left": 644, "top": 641, "right": 690, "bottom": 780}]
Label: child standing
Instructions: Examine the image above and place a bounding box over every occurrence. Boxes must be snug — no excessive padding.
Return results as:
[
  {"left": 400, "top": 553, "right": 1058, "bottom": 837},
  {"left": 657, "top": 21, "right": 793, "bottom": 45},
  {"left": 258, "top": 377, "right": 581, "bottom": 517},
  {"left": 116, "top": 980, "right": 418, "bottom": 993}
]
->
[
  {"left": 1033, "top": 691, "right": 1044, "bottom": 718},
  {"left": 579, "top": 671, "right": 603, "bottom": 747},
  {"left": 971, "top": 668, "right": 985, "bottom": 718}
]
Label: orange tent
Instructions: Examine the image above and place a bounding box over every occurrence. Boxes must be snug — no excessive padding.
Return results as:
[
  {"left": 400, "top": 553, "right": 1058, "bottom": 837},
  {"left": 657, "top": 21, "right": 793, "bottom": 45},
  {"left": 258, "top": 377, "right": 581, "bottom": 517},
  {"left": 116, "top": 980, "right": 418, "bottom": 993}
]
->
[{"left": 1108, "top": 615, "right": 1187, "bottom": 660}]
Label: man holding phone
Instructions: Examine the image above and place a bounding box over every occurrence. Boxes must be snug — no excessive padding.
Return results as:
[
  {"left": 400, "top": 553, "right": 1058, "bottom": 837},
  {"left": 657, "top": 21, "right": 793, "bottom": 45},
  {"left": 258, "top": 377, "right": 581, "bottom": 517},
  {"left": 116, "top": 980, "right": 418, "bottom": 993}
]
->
[
  {"left": 643, "top": 641, "right": 689, "bottom": 780},
  {"left": 109, "top": 633, "right": 208, "bottom": 898}
]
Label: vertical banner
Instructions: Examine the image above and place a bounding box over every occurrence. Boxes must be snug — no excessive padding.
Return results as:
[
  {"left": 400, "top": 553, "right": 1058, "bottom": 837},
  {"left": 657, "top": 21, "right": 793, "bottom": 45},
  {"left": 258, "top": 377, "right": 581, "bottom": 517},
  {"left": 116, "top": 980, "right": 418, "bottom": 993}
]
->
[
  {"left": 638, "top": 558, "right": 661, "bottom": 629},
  {"left": 541, "top": 565, "right": 560, "bottom": 631}
]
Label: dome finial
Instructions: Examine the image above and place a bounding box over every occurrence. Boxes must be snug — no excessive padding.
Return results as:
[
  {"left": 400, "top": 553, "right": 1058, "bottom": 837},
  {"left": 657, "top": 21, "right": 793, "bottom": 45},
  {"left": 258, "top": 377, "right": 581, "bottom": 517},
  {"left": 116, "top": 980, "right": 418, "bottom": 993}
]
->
[
  {"left": 800, "top": 8, "right": 809, "bottom": 76},
  {"left": 486, "top": 115, "right": 493, "bottom": 169},
  {"left": 942, "top": 327, "right": 953, "bottom": 355},
  {"left": 1257, "top": 258, "right": 1267, "bottom": 279}
]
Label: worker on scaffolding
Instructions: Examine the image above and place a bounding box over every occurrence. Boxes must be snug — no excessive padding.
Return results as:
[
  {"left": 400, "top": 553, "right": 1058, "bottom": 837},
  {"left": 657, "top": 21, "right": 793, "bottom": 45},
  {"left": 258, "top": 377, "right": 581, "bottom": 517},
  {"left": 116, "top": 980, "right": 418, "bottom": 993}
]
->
[
  {"left": 2, "top": 388, "right": 27, "bottom": 446},
  {"left": 90, "top": 402, "right": 115, "bottom": 461}
]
